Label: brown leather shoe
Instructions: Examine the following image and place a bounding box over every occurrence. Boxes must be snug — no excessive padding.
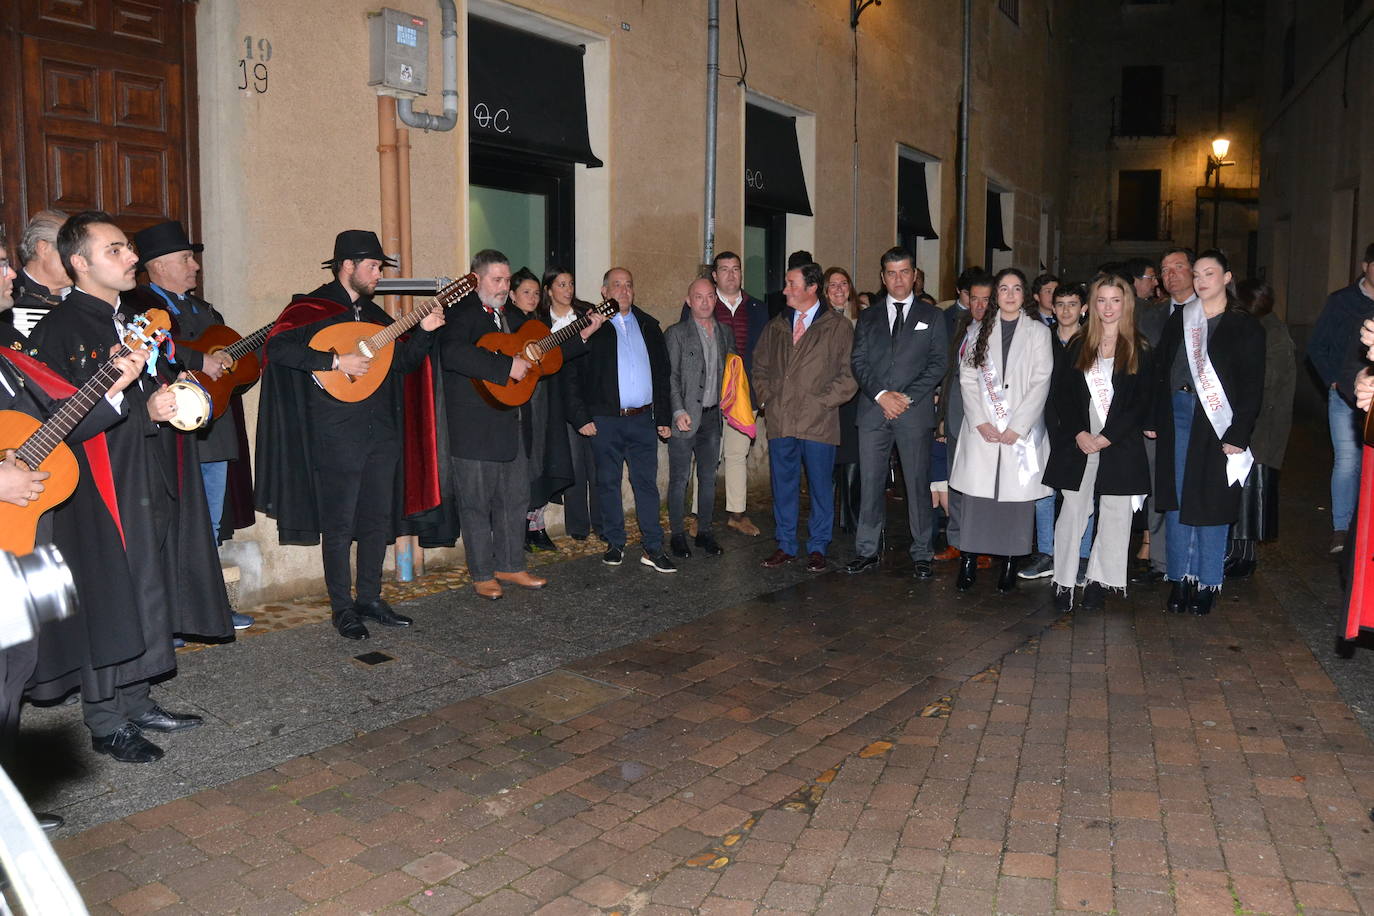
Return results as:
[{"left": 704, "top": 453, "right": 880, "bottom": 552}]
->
[
  {"left": 473, "top": 579, "right": 503, "bottom": 600},
  {"left": 495, "top": 570, "right": 547, "bottom": 590},
  {"left": 728, "top": 514, "right": 762, "bottom": 537},
  {"left": 932, "top": 545, "right": 960, "bottom": 561},
  {"left": 805, "top": 552, "right": 827, "bottom": 572},
  {"left": 761, "top": 548, "right": 795, "bottom": 568}
]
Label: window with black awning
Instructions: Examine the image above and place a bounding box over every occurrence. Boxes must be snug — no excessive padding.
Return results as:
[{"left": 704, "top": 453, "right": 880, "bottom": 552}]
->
[
  {"left": 467, "top": 17, "right": 602, "bottom": 167},
  {"left": 986, "top": 189, "right": 1012, "bottom": 251},
  {"left": 745, "top": 104, "right": 812, "bottom": 217},
  {"left": 897, "top": 158, "right": 938, "bottom": 239}
]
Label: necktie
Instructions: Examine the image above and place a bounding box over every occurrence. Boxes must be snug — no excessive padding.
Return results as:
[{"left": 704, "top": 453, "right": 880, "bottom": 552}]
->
[
  {"left": 792, "top": 311, "right": 806, "bottom": 345},
  {"left": 891, "top": 300, "right": 907, "bottom": 339}
]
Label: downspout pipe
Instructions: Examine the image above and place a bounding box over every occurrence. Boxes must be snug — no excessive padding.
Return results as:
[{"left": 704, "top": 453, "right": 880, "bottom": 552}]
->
[
  {"left": 398, "top": 0, "right": 459, "bottom": 131},
  {"left": 703, "top": 0, "right": 720, "bottom": 267},
  {"left": 955, "top": 0, "right": 971, "bottom": 273}
]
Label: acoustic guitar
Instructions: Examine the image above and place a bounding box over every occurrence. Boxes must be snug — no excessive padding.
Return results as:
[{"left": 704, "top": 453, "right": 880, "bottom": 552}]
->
[
  {"left": 311, "top": 274, "right": 477, "bottom": 402},
  {"left": 179, "top": 321, "right": 274, "bottom": 420},
  {"left": 475, "top": 299, "right": 619, "bottom": 407},
  {"left": 0, "top": 309, "right": 172, "bottom": 554}
]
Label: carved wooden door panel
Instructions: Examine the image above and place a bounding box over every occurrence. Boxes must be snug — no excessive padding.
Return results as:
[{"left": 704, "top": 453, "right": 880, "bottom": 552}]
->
[{"left": 0, "top": 0, "right": 197, "bottom": 239}]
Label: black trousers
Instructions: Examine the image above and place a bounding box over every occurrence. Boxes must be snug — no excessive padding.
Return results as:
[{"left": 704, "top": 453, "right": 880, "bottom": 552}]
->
[
  {"left": 564, "top": 424, "right": 602, "bottom": 538},
  {"left": 0, "top": 642, "right": 35, "bottom": 757},
  {"left": 317, "top": 441, "right": 399, "bottom": 612},
  {"left": 83, "top": 680, "right": 153, "bottom": 738}
]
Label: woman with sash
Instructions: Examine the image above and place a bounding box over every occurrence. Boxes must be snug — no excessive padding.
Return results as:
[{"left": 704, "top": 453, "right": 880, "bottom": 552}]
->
[
  {"left": 541, "top": 267, "right": 602, "bottom": 543},
  {"left": 1149, "top": 249, "right": 1264, "bottom": 615},
  {"left": 1042, "top": 274, "right": 1151, "bottom": 611},
  {"left": 949, "top": 267, "right": 1054, "bottom": 592}
]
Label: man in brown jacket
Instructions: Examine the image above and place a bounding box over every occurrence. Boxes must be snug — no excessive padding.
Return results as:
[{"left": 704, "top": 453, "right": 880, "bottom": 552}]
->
[{"left": 752, "top": 262, "right": 858, "bottom": 571}]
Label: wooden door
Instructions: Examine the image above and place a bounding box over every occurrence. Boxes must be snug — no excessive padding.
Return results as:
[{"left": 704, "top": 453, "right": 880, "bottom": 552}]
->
[{"left": 0, "top": 0, "right": 198, "bottom": 241}]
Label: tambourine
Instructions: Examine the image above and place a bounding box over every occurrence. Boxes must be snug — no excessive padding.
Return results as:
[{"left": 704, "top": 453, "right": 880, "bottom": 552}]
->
[{"left": 167, "top": 378, "right": 214, "bottom": 432}]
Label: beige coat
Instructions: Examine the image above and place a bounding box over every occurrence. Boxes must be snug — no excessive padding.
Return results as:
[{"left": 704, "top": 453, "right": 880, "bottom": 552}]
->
[
  {"left": 752, "top": 303, "right": 858, "bottom": 445},
  {"left": 949, "top": 312, "right": 1053, "bottom": 502}
]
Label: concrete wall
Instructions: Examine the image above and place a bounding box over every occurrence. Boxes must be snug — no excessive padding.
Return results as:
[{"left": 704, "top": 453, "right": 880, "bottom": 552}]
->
[
  {"left": 194, "top": 0, "right": 1073, "bottom": 604},
  {"left": 1059, "top": 0, "right": 1265, "bottom": 283},
  {"left": 1258, "top": 0, "right": 1374, "bottom": 328}
]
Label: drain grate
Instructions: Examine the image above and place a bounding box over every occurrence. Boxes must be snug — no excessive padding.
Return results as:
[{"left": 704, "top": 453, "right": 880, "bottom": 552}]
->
[{"left": 353, "top": 651, "right": 394, "bottom": 666}]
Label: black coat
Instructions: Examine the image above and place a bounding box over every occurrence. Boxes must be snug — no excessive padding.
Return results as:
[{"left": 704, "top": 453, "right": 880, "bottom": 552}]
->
[
  {"left": 28, "top": 290, "right": 233, "bottom": 697},
  {"left": 1042, "top": 338, "right": 1152, "bottom": 495},
  {"left": 563, "top": 305, "right": 671, "bottom": 429},
  {"left": 256, "top": 280, "right": 452, "bottom": 546},
  {"left": 1151, "top": 308, "right": 1265, "bottom": 526}
]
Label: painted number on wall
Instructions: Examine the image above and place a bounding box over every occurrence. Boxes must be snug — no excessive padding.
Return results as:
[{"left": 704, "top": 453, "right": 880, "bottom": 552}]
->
[{"left": 238, "top": 36, "right": 272, "bottom": 93}]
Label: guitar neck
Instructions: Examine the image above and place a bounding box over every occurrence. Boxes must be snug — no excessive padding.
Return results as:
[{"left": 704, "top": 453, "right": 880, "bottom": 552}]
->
[
  {"left": 367, "top": 298, "right": 435, "bottom": 352},
  {"left": 224, "top": 322, "right": 274, "bottom": 361},
  {"left": 532, "top": 302, "right": 611, "bottom": 353},
  {"left": 14, "top": 346, "right": 129, "bottom": 469}
]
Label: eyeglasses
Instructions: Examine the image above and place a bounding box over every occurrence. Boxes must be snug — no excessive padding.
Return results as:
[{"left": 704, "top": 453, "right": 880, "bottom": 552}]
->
[{"left": 1135, "top": 274, "right": 1156, "bottom": 281}]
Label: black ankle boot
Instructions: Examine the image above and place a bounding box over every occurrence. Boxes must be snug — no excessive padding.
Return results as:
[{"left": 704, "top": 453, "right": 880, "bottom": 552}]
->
[
  {"left": 1166, "top": 579, "right": 1193, "bottom": 613},
  {"left": 997, "top": 556, "right": 1016, "bottom": 592},
  {"left": 1081, "top": 581, "right": 1107, "bottom": 611},
  {"left": 1189, "top": 587, "right": 1216, "bottom": 615},
  {"left": 957, "top": 554, "right": 977, "bottom": 591},
  {"left": 1225, "top": 538, "right": 1256, "bottom": 579},
  {"left": 1054, "top": 585, "right": 1074, "bottom": 612}
]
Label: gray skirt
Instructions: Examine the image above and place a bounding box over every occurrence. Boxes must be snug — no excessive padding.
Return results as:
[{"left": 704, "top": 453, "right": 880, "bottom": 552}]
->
[{"left": 948, "top": 488, "right": 1035, "bottom": 556}]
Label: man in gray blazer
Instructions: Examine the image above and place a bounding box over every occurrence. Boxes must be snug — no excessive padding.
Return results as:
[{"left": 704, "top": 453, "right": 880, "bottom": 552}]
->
[
  {"left": 846, "top": 247, "right": 948, "bottom": 578},
  {"left": 665, "top": 277, "right": 737, "bottom": 558}
]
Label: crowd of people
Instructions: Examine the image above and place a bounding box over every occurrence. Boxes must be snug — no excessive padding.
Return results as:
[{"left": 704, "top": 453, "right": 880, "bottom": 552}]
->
[{"left": 0, "top": 206, "right": 1363, "bottom": 815}]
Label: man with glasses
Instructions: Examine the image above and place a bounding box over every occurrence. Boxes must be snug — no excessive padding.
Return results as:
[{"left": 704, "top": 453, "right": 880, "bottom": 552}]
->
[{"left": 1127, "top": 257, "right": 1159, "bottom": 305}]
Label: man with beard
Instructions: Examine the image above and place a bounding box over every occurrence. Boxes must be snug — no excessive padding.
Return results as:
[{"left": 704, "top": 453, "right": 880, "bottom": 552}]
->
[
  {"left": 257, "top": 230, "right": 445, "bottom": 640},
  {"left": 27, "top": 211, "right": 230, "bottom": 763}
]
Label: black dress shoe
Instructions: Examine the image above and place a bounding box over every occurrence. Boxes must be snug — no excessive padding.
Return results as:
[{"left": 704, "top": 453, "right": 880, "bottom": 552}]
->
[
  {"left": 913, "top": 560, "right": 933, "bottom": 580},
  {"left": 1166, "top": 579, "right": 1193, "bottom": 613},
  {"left": 1189, "top": 588, "right": 1215, "bottom": 616},
  {"left": 996, "top": 556, "right": 1017, "bottom": 593},
  {"left": 1130, "top": 564, "right": 1165, "bottom": 585},
  {"left": 92, "top": 723, "right": 164, "bottom": 763},
  {"left": 670, "top": 533, "right": 693, "bottom": 559},
  {"left": 694, "top": 532, "right": 724, "bottom": 556},
  {"left": 846, "top": 555, "right": 880, "bottom": 574},
  {"left": 529, "top": 529, "right": 557, "bottom": 552},
  {"left": 332, "top": 608, "right": 370, "bottom": 640},
  {"left": 1081, "top": 581, "right": 1107, "bottom": 611},
  {"left": 35, "top": 812, "right": 63, "bottom": 834},
  {"left": 131, "top": 705, "right": 203, "bottom": 733},
  {"left": 957, "top": 555, "right": 977, "bottom": 591},
  {"left": 355, "top": 598, "right": 412, "bottom": 628}
]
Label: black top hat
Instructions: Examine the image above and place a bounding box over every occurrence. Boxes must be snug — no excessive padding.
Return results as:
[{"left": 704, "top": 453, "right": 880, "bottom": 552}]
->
[
  {"left": 322, "top": 230, "right": 399, "bottom": 270},
  {"left": 133, "top": 220, "right": 203, "bottom": 269}
]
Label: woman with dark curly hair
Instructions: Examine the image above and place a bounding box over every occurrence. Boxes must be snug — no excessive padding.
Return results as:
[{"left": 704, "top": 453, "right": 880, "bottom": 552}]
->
[{"left": 948, "top": 268, "right": 1054, "bottom": 592}]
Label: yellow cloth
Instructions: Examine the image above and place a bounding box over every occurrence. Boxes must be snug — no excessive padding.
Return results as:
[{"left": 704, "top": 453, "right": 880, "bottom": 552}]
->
[{"left": 720, "top": 353, "right": 756, "bottom": 438}]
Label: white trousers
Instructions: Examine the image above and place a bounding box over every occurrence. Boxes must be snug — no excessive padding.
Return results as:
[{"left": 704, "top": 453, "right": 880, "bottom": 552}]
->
[{"left": 1052, "top": 450, "right": 1135, "bottom": 590}]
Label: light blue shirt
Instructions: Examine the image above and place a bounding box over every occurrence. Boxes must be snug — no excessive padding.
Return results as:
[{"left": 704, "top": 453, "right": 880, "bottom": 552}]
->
[
  {"left": 614, "top": 310, "right": 653, "bottom": 409},
  {"left": 794, "top": 300, "right": 821, "bottom": 332}
]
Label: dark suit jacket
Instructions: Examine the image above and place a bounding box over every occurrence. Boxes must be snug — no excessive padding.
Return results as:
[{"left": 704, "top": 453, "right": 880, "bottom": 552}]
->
[
  {"left": 440, "top": 293, "right": 524, "bottom": 461},
  {"left": 851, "top": 297, "right": 948, "bottom": 430},
  {"left": 563, "top": 305, "right": 671, "bottom": 428}
]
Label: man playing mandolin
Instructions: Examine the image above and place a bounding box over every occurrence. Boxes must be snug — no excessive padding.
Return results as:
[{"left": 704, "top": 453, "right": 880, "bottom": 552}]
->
[{"left": 438, "top": 249, "right": 605, "bottom": 600}]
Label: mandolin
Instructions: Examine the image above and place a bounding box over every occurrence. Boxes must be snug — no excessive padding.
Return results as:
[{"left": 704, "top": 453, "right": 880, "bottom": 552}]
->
[
  {"left": 310, "top": 274, "right": 477, "bottom": 403},
  {"left": 179, "top": 321, "right": 275, "bottom": 420},
  {"left": 0, "top": 309, "right": 172, "bottom": 554},
  {"left": 475, "top": 299, "right": 619, "bottom": 407}
]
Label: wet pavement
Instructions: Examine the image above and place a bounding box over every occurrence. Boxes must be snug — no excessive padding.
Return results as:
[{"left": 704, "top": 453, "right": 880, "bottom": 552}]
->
[{"left": 20, "top": 417, "right": 1374, "bottom": 914}]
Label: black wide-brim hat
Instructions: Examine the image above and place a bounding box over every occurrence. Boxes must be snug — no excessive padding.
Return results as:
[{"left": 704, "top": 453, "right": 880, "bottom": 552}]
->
[
  {"left": 133, "top": 220, "right": 203, "bottom": 269},
  {"left": 322, "top": 229, "right": 399, "bottom": 269}
]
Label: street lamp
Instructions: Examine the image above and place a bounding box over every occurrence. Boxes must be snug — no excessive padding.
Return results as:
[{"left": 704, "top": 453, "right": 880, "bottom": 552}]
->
[{"left": 1204, "top": 135, "right": 1235, "bottom": 248}]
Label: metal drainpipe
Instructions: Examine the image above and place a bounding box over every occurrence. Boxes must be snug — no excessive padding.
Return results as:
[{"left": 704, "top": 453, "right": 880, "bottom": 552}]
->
[
  {"left": 703, "top": 0, "right": 720, "bottom": 268},
  {"left": 955, "top": 0, "right": 971, "bottom": 273},
  {"left": 398, "top": 0, "right": 459, "bottom": 131}
]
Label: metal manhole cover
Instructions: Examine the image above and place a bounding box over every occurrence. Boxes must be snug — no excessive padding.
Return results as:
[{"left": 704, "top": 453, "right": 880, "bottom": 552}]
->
[{"left": 489, "top": 669, "right": 628, "bottom": 722}]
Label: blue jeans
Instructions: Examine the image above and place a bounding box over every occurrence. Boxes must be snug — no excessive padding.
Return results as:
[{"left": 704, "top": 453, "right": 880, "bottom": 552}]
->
[
  {"left": 1329, "top": 389, "right": 1362, "bottom": 531},
  {"left": 589, "top": 412, "right": 664, "bottom": 554},
  {"left": 769, "top": 437, "right": 837, "bottom": 556},
  {"left": 201, "top": 461, "right": 228, "bottom": 543},
  {"left": 1035, "top": 493, "right": 1094, "bottom": 557},
  {"left": 1165, "top": 391, "right": 1227, "bottom": 588}
]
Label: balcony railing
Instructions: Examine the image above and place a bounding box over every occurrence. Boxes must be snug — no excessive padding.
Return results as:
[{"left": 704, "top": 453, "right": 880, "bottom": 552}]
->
[
  {"left": 1110, "top": 95, "right": 1178, "bottom": 137},
  {"left": 1107, "top": 199, "right": 1174, "bottom": 243}
]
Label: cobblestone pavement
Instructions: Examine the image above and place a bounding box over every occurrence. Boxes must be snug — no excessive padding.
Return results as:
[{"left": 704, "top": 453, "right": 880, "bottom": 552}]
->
[{"left": 26, "top": 426, "right": 1374, "bottom": 914}]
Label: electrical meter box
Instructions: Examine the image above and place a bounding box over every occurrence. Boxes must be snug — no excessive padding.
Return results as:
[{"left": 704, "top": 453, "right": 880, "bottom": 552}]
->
[{"left": 369, "top": 8, "right": 429, "bottom": 97}]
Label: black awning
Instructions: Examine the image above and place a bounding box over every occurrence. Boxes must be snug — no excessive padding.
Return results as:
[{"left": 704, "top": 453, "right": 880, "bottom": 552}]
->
[
  {"left": 897, "top": 158, "right": 938, "bottom": 240},
  {"left": 745, "top": 104, "right": 812, "bottom": 217},
  {"left": 467, "top": 17, "right": 603, "bottom": 167},
  {"left": 986, "top": 190, "right": 1011, "bottom": 251}
]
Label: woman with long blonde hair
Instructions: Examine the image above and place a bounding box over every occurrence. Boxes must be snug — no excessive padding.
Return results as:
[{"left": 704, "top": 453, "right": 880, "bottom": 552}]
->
[{"left": 1042, "top": 274, "right": 1151, "bottom": 611}]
